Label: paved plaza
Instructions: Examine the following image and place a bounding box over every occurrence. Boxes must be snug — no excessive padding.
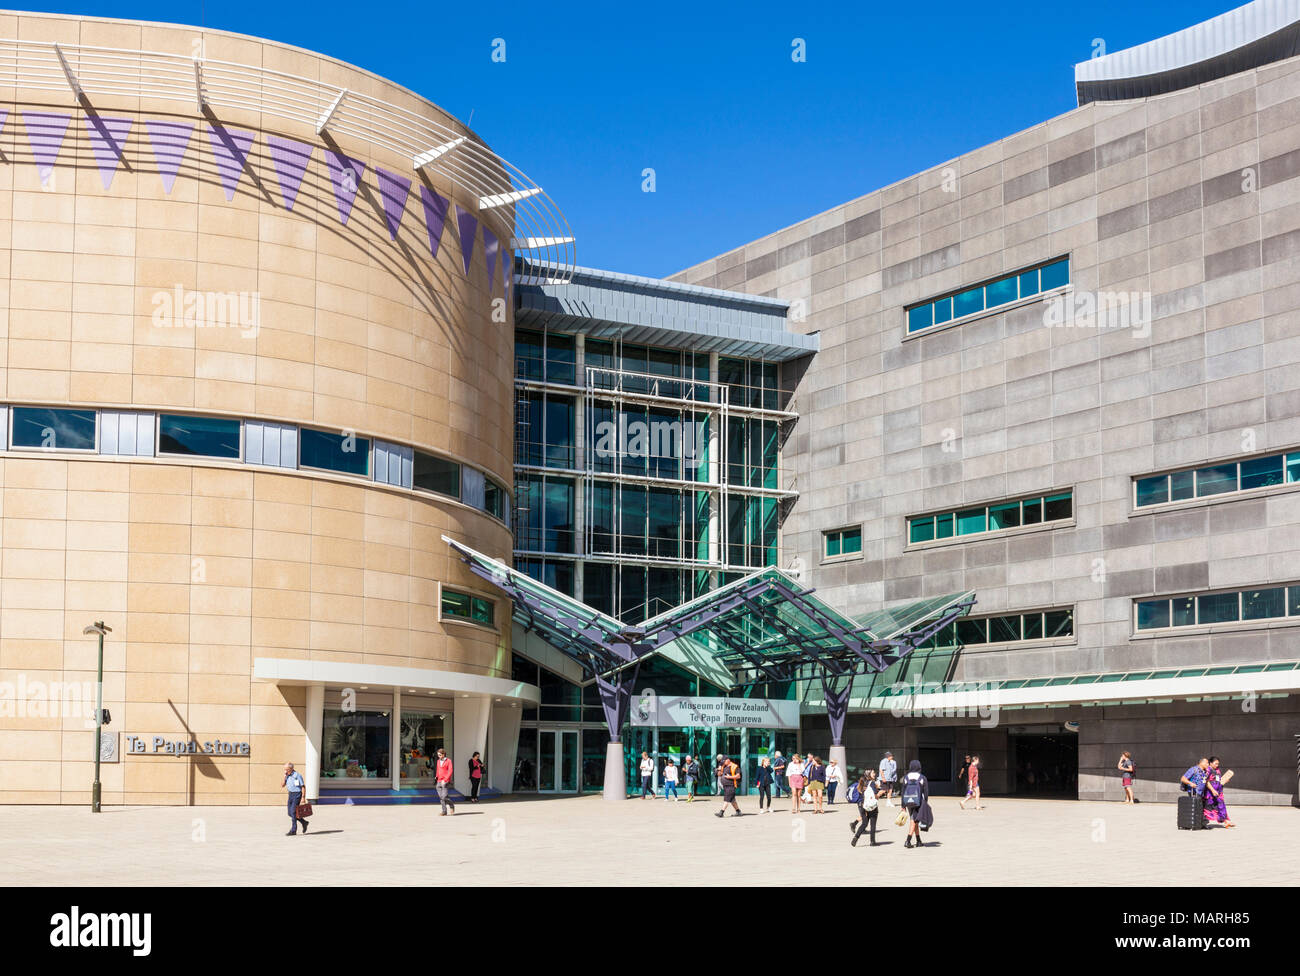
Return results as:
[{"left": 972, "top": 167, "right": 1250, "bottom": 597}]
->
[{"left": 4, "top": 794, "right": 1297, "bottom": 886}]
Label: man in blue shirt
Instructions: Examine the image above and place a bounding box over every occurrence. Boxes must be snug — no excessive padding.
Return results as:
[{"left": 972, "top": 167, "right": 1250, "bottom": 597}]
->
[
  {"left": 879, "top": 752, "right": 897, "bottom": 807},
  {"left": 772, "top": 751, "right": 787, "bottom": 798},
  {"left": 282, "top": 762, "right": 310, "bottom": 835},
  {"left": 1180, "top": 757, "right": 1209, "bottom": 795}
]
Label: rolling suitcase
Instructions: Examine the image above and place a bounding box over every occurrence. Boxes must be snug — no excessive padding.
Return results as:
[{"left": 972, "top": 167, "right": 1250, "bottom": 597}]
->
[{"left": 1177, "top": 793, "right": 1204, "bottom": 830}]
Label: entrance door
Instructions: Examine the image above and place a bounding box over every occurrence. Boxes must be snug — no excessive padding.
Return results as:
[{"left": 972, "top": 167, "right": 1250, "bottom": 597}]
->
[{"left": 538, "top": 729, "right": 579, "bottom": 793}]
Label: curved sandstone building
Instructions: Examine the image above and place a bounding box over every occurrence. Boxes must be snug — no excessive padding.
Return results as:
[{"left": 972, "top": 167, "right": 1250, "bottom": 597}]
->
[{"left": 0, "top": 11, "right": 553, "bottom": 804}]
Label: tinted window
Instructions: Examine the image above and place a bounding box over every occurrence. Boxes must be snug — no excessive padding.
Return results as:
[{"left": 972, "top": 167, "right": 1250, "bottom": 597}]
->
[
  {"left": 1170, "top": 469, "right": 1195, "bottom": 501},
  {"left": 985, "top": 276, "right": 1017, "bottom": 307},
  {"left": 989, "top": 502, "right": 1020, "bottom": 530},
  {"left": 1136, "top": 600, "right": 1169, "bottom": 630},
  {"left": 1242, "top": 587, "right": 1284, "bottom": 620},
  {"left": 1197, "top": 592, "right": 1239, "bottom": 625},
  {"left": 954, "top": 287, "right": 983, "bottom": 318},
  {"left": 989, "top": 616, "right": 1020, "bottom": 643},
  {"left": 910, "top": 517, "right": 935, "bottom": 544},
  {"left": 1239, "top": 454, "right": 1283, "bottom": 491},
  {"left": 158, "top": 414, "right": 240, "bottom": 458},
  {"left": 1043, "top": 493, "right": 1072, "bottom": 521},
  {"left": 11, "top": 407, "right": 96, "bottom": 450},
  {"left": 957, "top": 508, "right": 986, "bottom": 535},
  {"left": 1195, "top": 464, "right": 1237, "bottom": 497},
  {"left": 1171, "top": 596, "right": 1195, "bottom": 627},
  {"left": 414, "top": 451, "right": 459, "bottom": 497},
  {"left": 956, "top": 618, "right": 987, "bottom": 645},
  {"left": 300, "top": 428, "right": 369, "bottom": 475},
  {"left": 1135, "top": 476, "right": 1168, "bottom": 507},
  {"left": 1039, "top": 259, "right": 1069, "bottom": 291},
  {"left": 1044, "top": 608, "right": 1073, "bottom": 637},
  {"left": 907, "top": 305, "right": 931, "bottom": 333}
]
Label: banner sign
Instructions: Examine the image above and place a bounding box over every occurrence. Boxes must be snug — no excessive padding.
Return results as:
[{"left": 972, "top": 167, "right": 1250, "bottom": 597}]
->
[{"left": 630, "top": 694, "right": 799, "bottom": 729}]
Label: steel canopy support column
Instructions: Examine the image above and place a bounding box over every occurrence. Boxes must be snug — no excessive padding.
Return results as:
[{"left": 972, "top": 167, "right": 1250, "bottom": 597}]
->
[
  {"left": 822, "top": 674, "right": 853, "bottom": 792},
  {"left": 595, "top": 663, "right": 639, "bottom": 802}
]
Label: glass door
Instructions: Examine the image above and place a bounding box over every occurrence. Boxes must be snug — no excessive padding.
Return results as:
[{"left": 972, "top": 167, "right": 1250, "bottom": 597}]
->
[{"left": 538, "top": 729, "right": 580, "bottom": 793}]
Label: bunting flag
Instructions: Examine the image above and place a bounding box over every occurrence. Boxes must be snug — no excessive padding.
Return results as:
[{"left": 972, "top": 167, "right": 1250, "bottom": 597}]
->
[
  {"left": 23, "top": 111, "right": 72, "bottom": 186},
  {"left": 456, "top": 205, "right": 478, "bottom": 276},
  {"left": 0, "top": 109, "right": 8, "bottom": 140},
  {"left": 326, "top": 150, "right": 366, "bottom": 225},
  {"left": 375, "top": 167, "right": 411, "bottom": 241},
  {"left": 419, "top": 184, "right": 449, "bottom": 259},
  {"left": 207, "top": 123, "right": 256, "bottom": 200},
  {"left": 145, "top": 120, "right": 194, "bottom": 194},
  {"left": 265, "top": 134, "right": 313, "bottom": 211},
  {"left": 84, "top": 115, "right": 133, "bottom": 190},
  {"left": 483, "top": 227, "right": 500, "bottom": 293}
]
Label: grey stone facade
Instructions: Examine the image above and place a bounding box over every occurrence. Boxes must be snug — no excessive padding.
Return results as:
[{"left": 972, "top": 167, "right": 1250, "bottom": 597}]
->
[{"left": 672, "top": 53, "right": 1300, "bottom": 804}]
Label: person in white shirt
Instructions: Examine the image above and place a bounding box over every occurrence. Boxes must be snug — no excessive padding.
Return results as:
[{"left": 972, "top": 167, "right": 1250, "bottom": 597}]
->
[
  {"left": 639, "top": 751, "right": 655, "bottom": 799},
  {"left": 825, "top": 758, "right": 844, "bottom": 804},
  {"left": 786, "top": 754, "right": 806, "bottom": 814},
  {"left": 662, "top": 758, "right": 680, "bottom": 801}
]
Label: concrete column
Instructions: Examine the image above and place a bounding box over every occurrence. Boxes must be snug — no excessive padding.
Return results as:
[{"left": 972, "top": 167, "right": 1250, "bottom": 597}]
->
[
  {"left": 604, "top": 740, "right": 626, "bottom": 801},
  {"left": 391, "top": 688, "right": 402, "bottom": 792},
  {"left": 304, "top": 684, "right": 324, "bottom": 801},
  {"left": 453, "top": 694, "right": 491, "bottom": 796},
  {"left": 488, "top": 702, "right": 523, "bottom": 793},
  {"left": 708, "top": 351, "right": 721, "bottom": 575}
]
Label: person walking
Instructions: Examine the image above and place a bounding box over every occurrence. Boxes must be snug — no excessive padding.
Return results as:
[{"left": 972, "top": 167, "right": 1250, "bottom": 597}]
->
[
  {"left": 639, "top": 751, "right": 655, "bottom": 799},
  {"left": 825, "top": 757, "right": 844, "bottom": 805},
  {"left": 281, "top": 761, "right": 309, "bottom": 836},
  {"left": 1117, "top": 751, "right": 1135, "bottom": 804},
  {"left": 714, "top": 754, "right": 742, "bottom": 818},
  {"left": 806, "top": 754, "right": 827, "bottom": 813},
  {"left": 900, "top": 759, "right": 929, "bottom": 848},
  {"left": 787, "top": 754, "right": 806, "bottom": 814},
  {"left": 848, "top": 770, "right": 879, "bottom": 847},
  {"left": 879, "top": 751, "right": 897, "bottom": 806},
  {"left": 663, "top": 758, "right": 680, "bottom": 801},
  {"left": 684, "top": 755, "right": 699, "bottom": 802},
  {"left": 772, "top": 751, "right": 788, "bottom": 798},
  {"left": 957, "top": 754, "right": 971, "bottom": 792},
  {"left": 467, "top": 751, "right": 485, "bottom": 802},
  {"left": 755, "top": 756, "right": 774, "bottom": 813},
  {"left": 435, "top": 747, "right": 456, "bottom": 816},
  {"left": 1202, "top": 757, "right": 1236, "bottom": 828},
  {"left": 959, "top": 754, "right": 982, "bottom": 810}
]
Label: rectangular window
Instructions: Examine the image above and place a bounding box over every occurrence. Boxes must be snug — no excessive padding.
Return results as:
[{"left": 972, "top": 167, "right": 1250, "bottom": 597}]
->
[
  {"left": 1044, "top": 608, "right": 1073, "bottom": 637},
  {"left": 245, "top": 421, "right": 297, "bottom": 469},
  {"left": 1240, "top": 455, "right": 1283, "bottom": 491},
  {"left": 1023, "top": 613, "right": 1044, "bottom": 640},
  {"left": 824, "top": 526, "right": 861, "bottom": 558},
  {"left": 100, "top": 411, "right": 156, "bottom": 457},
  {"left": 1242, "top": 587, "right": 1285, "bottom": 620},
  {"left": 1195, "top": 464, "right": 1238, "bottom": 497},
  {"left": 1197, "top": 592, "right": 1240, "bottom": 625},
  {"left": 1134, "top": 475, "right": 1168, "bottom": 507},
  {"left": 158, "top": 414, "right": 240, "bottom": 459},
  {"left": 905, "top": 257, "right": 1070, "bottom": 335},
  {"left": 1137, "top": 449, "right": 1300, "bottom": 508},
  {"left": 300, "top": 428, "right": 369, "bottom": 475},
  {"left": 1171, "top": 596, "right": 1195, "bottom": 627},
  {"left": 373, "top": 440, "right": 414, "bottom": 488},
  {"left": 988, "top": 615, "right": 1021, "bottom": 643},
  {"left": 1136, "top": 600, "right": 1170, "bottom": 630},
  {"left": 411, "top": 452, "right": 457, "bottom": 497},
  {"left": 11, "top": 406, "right": 97, "bottom": 451},
  {"left": 956, "top": 617, "right": 987, "bottom": 645},
  {"left": 1043, "top": 492, "right": 1072, "bottom": 522},
  {"left": 910, "top": 491, "right": 1071, "bottom": 544},
  {"left": 989, "top": 502, "right": 1021, "bottom": 530},
  {"left": 441, "top": 588, "right": 496, "bottom": 628},
  {"left": 484, "top": 478, "right": 506, "bottom": 521}
]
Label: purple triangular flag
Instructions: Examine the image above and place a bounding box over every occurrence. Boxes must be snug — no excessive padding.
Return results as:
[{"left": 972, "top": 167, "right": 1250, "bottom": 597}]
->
[
  {"left": 327, "top": 151, "right": 366, "bottom": 225},
  {"left": 84, "top": 115, "right": 133, "bottom": 190},
  {"left": 375, "top": 167, "right": 411, "bottom": 241},
  {"left": 419, "top": 185, "right": 449, "bottom": 259},
  {"left": 483, "top": 227, "right": 500, "bottom": 293},
  {"left": 0, "top": 110, "right": 9, "bottom": 139},
  {"left": 23, "top": 111, "right": 72, "bottom": 186},
  {"left": 146, "top": 120, "right": 194, "bottom": 194},
  {"left": 456, "top": 206, "right": 478, "bottom": 276},
  {"left": 207, "top": 123, "right": 255, "bottom": 201},
  {"left": 266, "top": 134, "right": 312, "bottom": 211}
]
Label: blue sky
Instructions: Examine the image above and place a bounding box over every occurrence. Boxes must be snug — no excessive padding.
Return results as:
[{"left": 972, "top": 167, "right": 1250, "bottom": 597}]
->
[{"left": 25, "top": 0, "right": 1236, "bottom": 276}]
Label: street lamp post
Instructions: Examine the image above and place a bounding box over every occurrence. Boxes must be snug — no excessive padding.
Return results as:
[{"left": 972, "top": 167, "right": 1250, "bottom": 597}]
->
[{"left": 84, "top": 621, "right": 112, "bottom": 813}]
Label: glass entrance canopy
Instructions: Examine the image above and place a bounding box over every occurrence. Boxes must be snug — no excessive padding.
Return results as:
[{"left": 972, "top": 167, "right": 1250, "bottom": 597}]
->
[{"left": 443, "top": 535, "right": 976, "bottom": 693}]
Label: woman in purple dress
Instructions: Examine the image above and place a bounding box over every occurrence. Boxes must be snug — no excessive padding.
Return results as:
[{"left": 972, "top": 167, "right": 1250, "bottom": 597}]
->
[{"left": 1202, "top": 756, "right": 1236, "bottom": 827}]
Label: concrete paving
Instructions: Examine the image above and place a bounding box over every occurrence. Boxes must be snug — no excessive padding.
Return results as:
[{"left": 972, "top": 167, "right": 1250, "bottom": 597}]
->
[{"left": 4, "top": 794, "right": 1297, "bottom": 886}]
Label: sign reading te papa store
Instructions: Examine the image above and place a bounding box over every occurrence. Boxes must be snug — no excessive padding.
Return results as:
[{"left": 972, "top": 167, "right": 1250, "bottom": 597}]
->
[
  {"left": 630, "top": 695, "right": 799, "bottom": 729},
  {"left": 125, "top": 735, "right": 251, "bottom": 757}
]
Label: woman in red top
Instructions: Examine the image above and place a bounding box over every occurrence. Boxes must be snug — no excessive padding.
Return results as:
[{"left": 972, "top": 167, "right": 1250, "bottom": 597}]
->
[
  {"left": 435, "top": 747, "right": 456, "bottom": 816},
  {"left": 959, "top": 754, "right": 982, "bottom": 810},
  {"left": 468, "top": 751, "right": 485, "bottom": 802}
]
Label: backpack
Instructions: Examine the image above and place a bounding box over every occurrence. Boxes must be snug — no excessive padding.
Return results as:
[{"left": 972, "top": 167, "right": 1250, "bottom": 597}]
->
[
  {"left": 848, "top": 782, "right": 861, "bottom": 805},
  {"left": 862, "top": 786, "right": 878, "bottom": 812},
  {"left": 901, "top": 775, "right": 923, "bottom": 808}
]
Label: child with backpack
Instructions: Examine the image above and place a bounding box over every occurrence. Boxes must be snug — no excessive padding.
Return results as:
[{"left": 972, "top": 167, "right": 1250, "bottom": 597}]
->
[{"left": 901, "top": 759, "right": 929, "bottom": 849}]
